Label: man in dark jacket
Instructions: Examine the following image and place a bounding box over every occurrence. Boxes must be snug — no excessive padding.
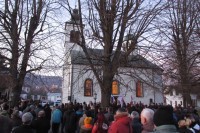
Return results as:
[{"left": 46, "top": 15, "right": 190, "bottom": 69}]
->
[
  {"left": 0, "top": 115, "right": 13, "bottom": 133},
  {"left": 153, "top": 105, "right": 179, "bottom": 133},
  {"left": 12, "top": 112, "right": 36, "bottom": 133},
  {"left": 131, "top": 111, "right": 142, "bottom": 133},
  {"left": 32, "top": 110, "right": 50, "bottom": 133},
  {"left": 63, "top": 106, "right": 77, "bottom": 133}
]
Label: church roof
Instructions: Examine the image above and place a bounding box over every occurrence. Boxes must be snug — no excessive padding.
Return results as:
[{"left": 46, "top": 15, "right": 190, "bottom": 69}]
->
[{"left": 70, "top": 49, "right": 162, "bottom": 70}]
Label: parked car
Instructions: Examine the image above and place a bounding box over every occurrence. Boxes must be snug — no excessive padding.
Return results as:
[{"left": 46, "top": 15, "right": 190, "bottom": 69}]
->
[
  {"left": 54, "top": 100, "right": 61, "bottom": 106},
  {"left": 40, "top": 101, "right": 49, "bottom": 107}
]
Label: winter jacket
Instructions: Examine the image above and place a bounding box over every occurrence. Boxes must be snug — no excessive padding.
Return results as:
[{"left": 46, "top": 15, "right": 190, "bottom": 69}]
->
[
  {"left": 131, "top": 118, "right": 142, "bottom": 133},
  {"left": 51, "top": 109, "right": 62, "bottom": 123},
  {"left": 108, "top": 112, "right": 132, "bottom": 133},
  {"left": 31, "top": 117, "right": 50, "bottom": 133},
  {"left": 92, "top": 122, "right": 108, "bottom": 133},
  {"left": 0, "top": 115, "right": 13, "bottom": 133},
  {"left": 80, "top": 124, "right": 93, "bottom": 133},
  {"left": 11, "top": 125, "right": 36, "bottom": 133},
  {"left": 153, "top": 125, "right": 179, "bottom": 133}
]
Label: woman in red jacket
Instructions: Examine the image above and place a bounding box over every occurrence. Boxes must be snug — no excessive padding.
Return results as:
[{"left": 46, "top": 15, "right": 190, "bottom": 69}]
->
[
  {"left": 92, "top": 112, "right": 108, "bottom": 133},
  {"left": 108, "top": 108, "right": 132, "bottom": 133}
]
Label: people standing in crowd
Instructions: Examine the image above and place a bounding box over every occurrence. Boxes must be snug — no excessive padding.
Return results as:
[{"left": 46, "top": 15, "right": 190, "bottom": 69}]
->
[
  {"left": 31, "top": 110, "right": 50, "bottom": 133},
  {"left": 108, "top": 108, "right": 132, "bottom": 133},
  {"left": 11, "top": 110, "right": 22, "bottom": 128},
  {"left": 104, "top": 107, "right": 114, "bottom": 125},
  {"left": 0, "top": 102, "right": 10, "bottom": 117},
  {"left": 140, "top": 108, "right": 155, "bottom": 133},
  {"left": 12, "top": 112, "right": 36, "bottom": 133},
  {"left": 92, "top": 112, "right": 108, "bottom": 133},
  {"left": 78, "top": 110, "right": 91, "bottom": 133},
  {"left": 130, "top": 111, "right": 142, "bottom": 133},
  {"left": 63, "top": 105, "right": 77, "bottom": 133},
  {"left": 51, "top": 104, "right": 62, "bottom": 133},
  {"left": 80, "top": 117, "right": 93, "bottom": 133},
  {"left": 44, "top": 103, "right": 52, "bottom": 125},
  {"left": 153, "top": 105, "right": 179, "bottom": 133},
  {"left": 0, "top": 115, "right": 13, "bottom": 133},
  {"left": 178, "top": 118, "right": 193, "bottom": 133}
]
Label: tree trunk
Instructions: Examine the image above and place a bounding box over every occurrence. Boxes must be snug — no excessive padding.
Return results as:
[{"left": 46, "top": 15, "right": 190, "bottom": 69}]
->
[
  {"left": 183, "top": 92, "right": 192, "bottom": 107},
  {"left": 11, "top": 85, "right": 22, "bottom": 107},
  {"left": 101, "top": 89, "right": 111, "bottom": 108}
]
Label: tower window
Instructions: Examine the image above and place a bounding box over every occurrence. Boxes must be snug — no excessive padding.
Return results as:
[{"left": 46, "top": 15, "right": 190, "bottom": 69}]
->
[{"left": 70, "top": 30, "right": 80, "bottom": 43}]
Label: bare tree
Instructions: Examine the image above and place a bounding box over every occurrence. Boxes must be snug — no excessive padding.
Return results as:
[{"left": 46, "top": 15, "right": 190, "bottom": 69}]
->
[
  {"left": 157, "top": 0, "right": 200, "bottom": 107},
  {"left": 61, "top": 0, "right": 165, "bottom": 107},
  {"left": 0, "top": 0, "right": 60, "bottom": 106}
]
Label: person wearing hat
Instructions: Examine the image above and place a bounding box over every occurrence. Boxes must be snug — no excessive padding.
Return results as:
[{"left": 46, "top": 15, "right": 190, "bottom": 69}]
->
[
  {"left": 80, "top": 116, "right": 93, "bottom": 133},
  {"left": 12, "top": 112, "right": 36, "bottom": 133},
  {"left": 153, "top": 105, "right": 179, "bottom": 133},
  {"left": 108, "top": 108, "right": 132, "bottom": 133}
]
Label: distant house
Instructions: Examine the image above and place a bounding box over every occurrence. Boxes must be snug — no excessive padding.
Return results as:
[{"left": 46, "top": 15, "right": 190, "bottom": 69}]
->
[
  {"left": 23, "top": 73, "right": 62, "bottom": 101},
  {"left": 164, "top": 83, "right": 200, "bottom": 107}
]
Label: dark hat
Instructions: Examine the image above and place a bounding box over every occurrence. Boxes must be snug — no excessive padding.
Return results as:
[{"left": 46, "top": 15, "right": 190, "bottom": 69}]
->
[{"left": 153, "top": 105, "right": 174, "bottom": 126}]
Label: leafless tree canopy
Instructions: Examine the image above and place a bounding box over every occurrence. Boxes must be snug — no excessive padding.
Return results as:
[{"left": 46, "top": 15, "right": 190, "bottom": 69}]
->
[
  {"left": 61, "top": 0, "right": 165, "bottom": 107},
  {"left": 0, "top": 0, "right": 61, "bottom": 106},
  {"left": 157, "top": 0, "right": 200, "bottom": 106}
]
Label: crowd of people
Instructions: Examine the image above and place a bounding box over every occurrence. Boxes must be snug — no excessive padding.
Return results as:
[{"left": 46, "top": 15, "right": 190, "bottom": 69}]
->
[{"left": 0, "top": 99, "right": 200, "bottom": 133}]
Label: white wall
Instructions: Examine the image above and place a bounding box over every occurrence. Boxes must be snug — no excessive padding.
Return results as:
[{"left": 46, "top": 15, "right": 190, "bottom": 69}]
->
[
  {"left": 62, "top": 64, "right": 164, "bottom": 105},
  {"left": 165, "top": 90, "right": 198, "bottom": 107}
]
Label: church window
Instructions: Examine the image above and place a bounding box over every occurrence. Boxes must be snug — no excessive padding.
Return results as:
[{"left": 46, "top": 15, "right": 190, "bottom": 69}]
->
[
  {"left": 70, "top": 30, "right": 80, "bottom": 43},
  {"left": 112, "top": 80, "right": 119, "bottom": 95},
  {"left": 136, "top": 80, "right": 143, "bottom": 97},
  {"left": 84, "top": 79, "right": 93, "bottom": 96}
]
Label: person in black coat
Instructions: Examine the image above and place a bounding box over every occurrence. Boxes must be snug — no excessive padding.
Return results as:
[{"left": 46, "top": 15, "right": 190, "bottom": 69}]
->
[
  {"left": 130, "top": 111, "right": 142, "bottom": 133},
  {"left": 12, "top": 112, "right": 36, "bottom": 133},
  {"left": 44, "top": 104, "right": 52, "bottom": 124},
  {"left": 0, "top": 115, "right": 13, "bottom": 133},
  {"left": 63, "top": 106, "right": 77, "bottom": 133},
  {"left": 31, "top": 110, "right": 50, "bottom": 133}
]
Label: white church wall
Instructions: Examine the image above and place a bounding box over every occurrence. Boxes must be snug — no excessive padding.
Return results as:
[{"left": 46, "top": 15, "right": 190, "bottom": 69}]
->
[
  {"left": 62, "top": 61, "right": 73, "bottom": 103},
  {"left": 64, "top": 64, "right": 164, "bottom": 105}
]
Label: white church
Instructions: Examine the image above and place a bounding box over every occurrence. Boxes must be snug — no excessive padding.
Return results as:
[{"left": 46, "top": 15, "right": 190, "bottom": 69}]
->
[{"left": 62, "top": 9, "right": 164, "bottom": 105}]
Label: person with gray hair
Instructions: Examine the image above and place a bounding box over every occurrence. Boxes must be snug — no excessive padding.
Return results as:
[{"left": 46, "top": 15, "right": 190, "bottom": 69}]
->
[
  {"left": 12, "top": 112, "right": 36, "bottom": 133},
  {"left": 130, "top": 111, "right": 142, "bottom": 133},
  {"left": 140, "top": 108, "right": 155, "bottom": 133}
]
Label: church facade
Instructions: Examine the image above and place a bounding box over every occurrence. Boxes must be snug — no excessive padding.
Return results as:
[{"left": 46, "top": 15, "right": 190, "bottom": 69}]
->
[{"left": 62, "top": 9, "right": 164, "bottom": 105}]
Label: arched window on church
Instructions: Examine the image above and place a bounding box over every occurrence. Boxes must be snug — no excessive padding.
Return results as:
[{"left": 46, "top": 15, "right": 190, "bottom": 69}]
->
[
  {"left": 136, "top": 80, "right": 143, "bottom": 97},
  {"left": 112, "top": 80, "right": 119, "bottom": 95},
  {"left": 70, "top": 30, "right": 80, "bottom": 43},
  {"left": 84, "top": 79, "right": 93, "bottom": 96}
]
